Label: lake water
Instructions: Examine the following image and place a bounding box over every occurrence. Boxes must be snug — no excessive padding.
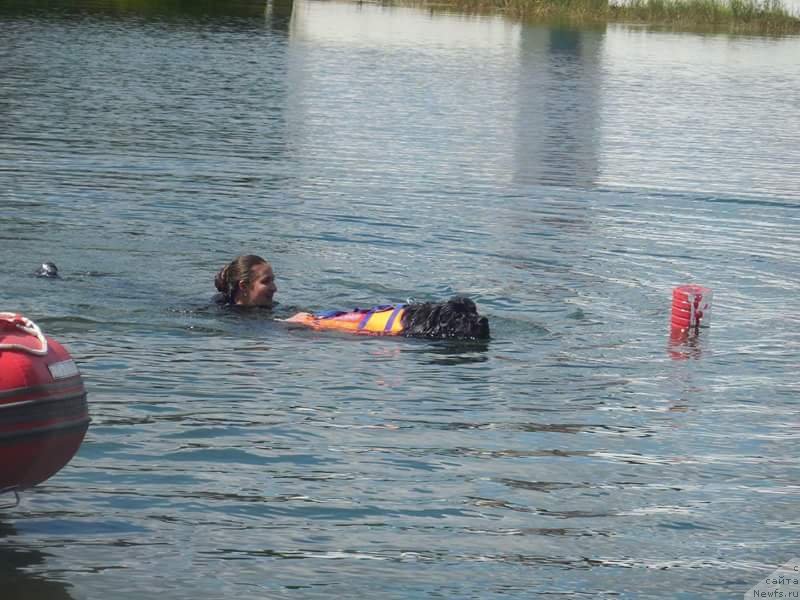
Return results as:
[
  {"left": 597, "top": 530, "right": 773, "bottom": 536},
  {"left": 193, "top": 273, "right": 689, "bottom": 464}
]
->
[{"left": 1, "top": 1, "right": 799, "bottom": 598}]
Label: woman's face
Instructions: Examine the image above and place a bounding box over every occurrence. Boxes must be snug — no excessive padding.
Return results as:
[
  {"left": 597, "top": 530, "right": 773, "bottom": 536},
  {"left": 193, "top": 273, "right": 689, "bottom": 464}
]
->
[{"left": 239, "top": 262, "right": 277, "bottom": 307}]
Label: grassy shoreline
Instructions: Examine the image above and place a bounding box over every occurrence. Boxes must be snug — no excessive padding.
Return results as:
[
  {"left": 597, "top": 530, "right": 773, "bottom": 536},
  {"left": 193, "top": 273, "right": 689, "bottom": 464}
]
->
[{"left": 404, "top": 0, "right": 800, "bottom": 33}]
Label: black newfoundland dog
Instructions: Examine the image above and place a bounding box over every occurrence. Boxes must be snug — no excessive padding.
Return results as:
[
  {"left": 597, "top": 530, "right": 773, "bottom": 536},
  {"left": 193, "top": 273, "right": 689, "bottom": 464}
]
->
[
  {"left": 400, "top": 296, "right": 490, "bottom": 340},
  {"left": 285, "top": 296, "right": 490, "bottom": 340}
]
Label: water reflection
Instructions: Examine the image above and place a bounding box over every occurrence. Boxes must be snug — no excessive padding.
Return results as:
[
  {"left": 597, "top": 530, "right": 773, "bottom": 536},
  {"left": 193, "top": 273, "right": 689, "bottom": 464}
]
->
[
  {"left": 0, "top": 521, "right": 75, "bottom": 600},
  {"left": 0, "top": 0, "right": 294, "bottom": 247},
  {"left": 266, "top": 0, "right": 294, "bottom": 30},
  {"left": 515, "top": 26, "right": 605, "bottom": 188},
  {"left": 408, "top": 340, "right": 491, "bottom": 365},
  {"left": 598, "top": 26, "right": 800, "bottom": 199},
  {"left": 667, "top": 327, "right": 708, "bottom": 360},
  {"left": 0, "top": 0, "right": 273, "bottom": 20}
]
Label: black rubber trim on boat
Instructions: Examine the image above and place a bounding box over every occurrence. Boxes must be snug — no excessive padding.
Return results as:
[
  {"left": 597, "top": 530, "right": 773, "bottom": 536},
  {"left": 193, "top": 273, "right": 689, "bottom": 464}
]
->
[{"left": 0, "top": 417, "right": 91, "bottom": 445}]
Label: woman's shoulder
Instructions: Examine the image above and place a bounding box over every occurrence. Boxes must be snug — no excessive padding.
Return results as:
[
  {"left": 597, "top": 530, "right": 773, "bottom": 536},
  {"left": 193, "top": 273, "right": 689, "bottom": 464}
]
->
[{"left": 211, "top": 292, "right": 229, "bottom": 306}]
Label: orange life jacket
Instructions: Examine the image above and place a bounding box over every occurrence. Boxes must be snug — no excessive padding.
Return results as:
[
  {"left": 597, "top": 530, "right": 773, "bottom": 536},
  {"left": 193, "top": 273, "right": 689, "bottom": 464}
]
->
[{"left": 285, "top": 305, "right": 406, "bottom": 335}]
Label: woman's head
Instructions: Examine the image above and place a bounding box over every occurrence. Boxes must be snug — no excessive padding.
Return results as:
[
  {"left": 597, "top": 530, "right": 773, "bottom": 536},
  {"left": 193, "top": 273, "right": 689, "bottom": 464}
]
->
[{"left": 215, "top": 255, "right": 277, "bottom": 307}]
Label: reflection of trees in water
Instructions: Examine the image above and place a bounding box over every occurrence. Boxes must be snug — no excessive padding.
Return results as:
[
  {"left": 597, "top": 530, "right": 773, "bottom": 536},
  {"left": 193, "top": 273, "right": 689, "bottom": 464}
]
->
[
  {"left": 514, "top": 26, "right": 606, "bottom": 189},
  {"left": 0, "top": 0, "right": 295, "bottom": 34},
  {"left": 0, "top": 521, "right": 75, "bottom": 600},
  {"left": 0, "top": 0, "right": 295, "bottom": 209},
  {"left": 0, "top": 0, "right": 279, "bottom": 20},
  {"left": 266, "top": 0, "right": 294, "bottom": 30}
]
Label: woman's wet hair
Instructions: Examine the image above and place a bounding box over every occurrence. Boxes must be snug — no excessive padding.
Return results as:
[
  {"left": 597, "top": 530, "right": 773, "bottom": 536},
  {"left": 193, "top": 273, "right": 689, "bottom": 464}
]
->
[{"left": 214, "top": 254, "right": 268, "bottom": 305}]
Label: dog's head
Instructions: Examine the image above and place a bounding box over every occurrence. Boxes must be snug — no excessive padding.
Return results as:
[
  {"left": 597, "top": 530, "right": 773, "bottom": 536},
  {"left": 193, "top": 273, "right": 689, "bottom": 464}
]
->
[{"left": 401, "top": 296, "right": 490, "bottom": 340}]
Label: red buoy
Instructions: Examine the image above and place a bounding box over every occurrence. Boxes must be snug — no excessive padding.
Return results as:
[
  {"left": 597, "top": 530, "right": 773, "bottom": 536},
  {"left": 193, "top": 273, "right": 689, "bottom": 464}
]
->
[
  {"left": 0, "top": 313, "right": 90, "bottom": 494},
  {"left": 671, "top": 285, "right": 712, "bottom": 331}
]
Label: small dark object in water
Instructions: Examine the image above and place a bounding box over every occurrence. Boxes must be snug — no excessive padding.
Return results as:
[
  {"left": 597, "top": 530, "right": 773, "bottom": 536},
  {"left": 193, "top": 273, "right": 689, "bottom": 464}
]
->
[{"left": 34, "top": 262, "right": 60, "bottom": 278}]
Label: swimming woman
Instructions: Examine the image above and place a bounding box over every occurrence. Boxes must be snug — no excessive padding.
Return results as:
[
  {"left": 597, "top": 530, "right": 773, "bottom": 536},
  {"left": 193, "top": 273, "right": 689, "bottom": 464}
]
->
[{"left": 214, "top": 255, "right": 277, "bottom": 308}]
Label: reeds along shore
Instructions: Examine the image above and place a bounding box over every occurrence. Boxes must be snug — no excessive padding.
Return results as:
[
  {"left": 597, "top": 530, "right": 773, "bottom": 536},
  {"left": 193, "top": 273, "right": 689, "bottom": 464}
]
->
[{"left": 408, "top": 0, "right": 800, "bottom": 33}]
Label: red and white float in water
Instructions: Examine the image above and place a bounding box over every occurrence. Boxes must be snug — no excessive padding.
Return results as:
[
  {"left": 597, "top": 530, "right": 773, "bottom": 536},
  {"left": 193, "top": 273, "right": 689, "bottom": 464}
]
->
[{"left": 0, "top": 313, "right": 89, "bottom": 496}]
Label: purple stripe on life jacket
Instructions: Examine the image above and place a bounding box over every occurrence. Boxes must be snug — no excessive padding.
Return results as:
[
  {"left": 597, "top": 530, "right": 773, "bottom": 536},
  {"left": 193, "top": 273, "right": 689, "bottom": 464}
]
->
[
  {"left": 384, "top": 305, "right": 405, "bottom": 332},
  {"left": 356, "top": 305, "right": 396, "bottom": 331},
  {"left": 357, "top": 310, "right": 374, "bottom": 331}
]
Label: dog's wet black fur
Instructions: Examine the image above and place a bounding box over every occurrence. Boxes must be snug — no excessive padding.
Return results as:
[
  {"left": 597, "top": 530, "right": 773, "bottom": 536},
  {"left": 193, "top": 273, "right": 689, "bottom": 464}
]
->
[{"left": 400, "top": 296, "right": 489, "bottom": 340}]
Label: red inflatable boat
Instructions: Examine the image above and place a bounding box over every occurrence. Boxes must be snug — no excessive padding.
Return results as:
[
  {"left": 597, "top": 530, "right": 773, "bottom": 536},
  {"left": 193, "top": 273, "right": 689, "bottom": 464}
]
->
[{"left": 0, "top": 313, "right": 90, "bottom": 495}]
